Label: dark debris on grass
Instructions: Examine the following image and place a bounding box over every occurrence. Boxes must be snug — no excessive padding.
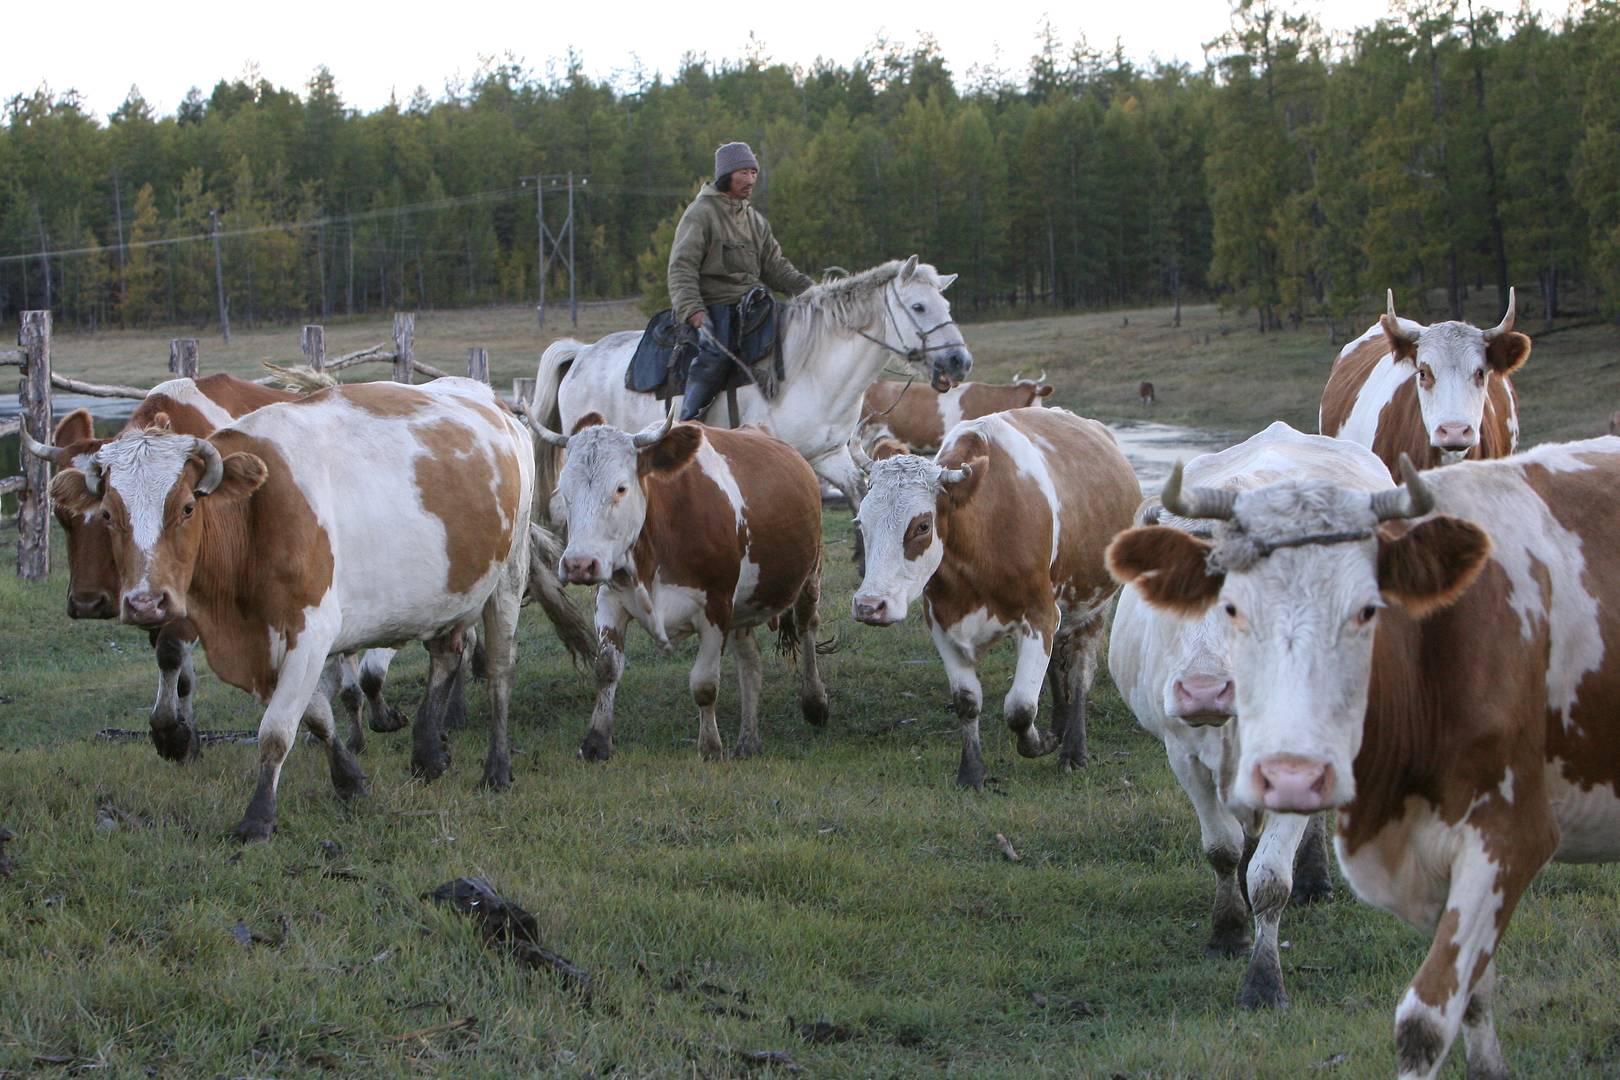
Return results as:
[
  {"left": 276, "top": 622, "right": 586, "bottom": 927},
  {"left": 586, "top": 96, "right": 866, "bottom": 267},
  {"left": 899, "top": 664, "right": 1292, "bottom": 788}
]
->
[{"left": 422, "top": 876, "right": 592, "bottom": 1001}]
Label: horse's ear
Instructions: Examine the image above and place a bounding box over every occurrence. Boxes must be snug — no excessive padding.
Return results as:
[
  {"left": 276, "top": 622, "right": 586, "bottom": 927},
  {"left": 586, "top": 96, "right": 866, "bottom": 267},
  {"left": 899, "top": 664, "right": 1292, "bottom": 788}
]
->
[
  {"left": 936, "top": 272, "right": 957, "bottom": 292},
  {"left": 899, "top": 255, "right": 918, "bottom": 284}
]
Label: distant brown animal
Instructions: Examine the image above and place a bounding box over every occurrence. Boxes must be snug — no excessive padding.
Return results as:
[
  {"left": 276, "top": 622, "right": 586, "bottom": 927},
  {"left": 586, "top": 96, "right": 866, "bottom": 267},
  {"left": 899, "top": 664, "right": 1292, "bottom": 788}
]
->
[{"left": 1139, "top": 381, "right": 1155, "bottom": 406}]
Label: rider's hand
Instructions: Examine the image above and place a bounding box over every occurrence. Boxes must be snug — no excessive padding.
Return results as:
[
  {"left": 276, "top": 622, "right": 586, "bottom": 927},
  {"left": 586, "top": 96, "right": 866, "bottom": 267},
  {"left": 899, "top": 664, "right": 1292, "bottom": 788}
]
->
[{"left": 687, "top": 310, "right": 706, "bottom": 329}]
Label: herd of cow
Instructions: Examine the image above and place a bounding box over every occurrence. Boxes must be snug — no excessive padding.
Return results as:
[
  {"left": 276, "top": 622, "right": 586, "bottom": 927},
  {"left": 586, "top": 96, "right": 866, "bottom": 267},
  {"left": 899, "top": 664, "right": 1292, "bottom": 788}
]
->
[{"left": 15, "top": 267, "right": 1620, "bottom": 1078}]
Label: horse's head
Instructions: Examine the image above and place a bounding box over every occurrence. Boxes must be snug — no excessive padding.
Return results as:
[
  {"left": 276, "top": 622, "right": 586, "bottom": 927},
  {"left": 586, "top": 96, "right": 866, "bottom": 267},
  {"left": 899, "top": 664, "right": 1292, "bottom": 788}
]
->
[{"left": 889, "top": 256, "right": 972, "bottom": 392}]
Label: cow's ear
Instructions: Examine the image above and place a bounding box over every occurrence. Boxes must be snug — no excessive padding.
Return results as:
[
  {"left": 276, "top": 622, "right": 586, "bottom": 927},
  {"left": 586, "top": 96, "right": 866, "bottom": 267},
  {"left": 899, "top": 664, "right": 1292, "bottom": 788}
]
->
[
  {"left": 638, "top": 424, "right": 701, "bottom": 477},
  {"left": 53, "top": 409, "right": 94, "bottom": 446},
  {"left": 1106, "top": 526, "right": 1223, "bottom": 615},
  {"left": 209, "top": 453, "right": 268, "bottom": 501},
  {"left": 1036, "top": 384, "right": 1055, "bottom": 398},
  {"left": 1486, "top": 331, "right": 1531, "bottom": 375},
  {"left": 1381, "top": 315, "right": 1418, "bottom": 363},
  {"left": 939, "top": 455, "right": 987, "bottom": 507},
  {"left": 50, "top": 470, "right": 101, "bottom": 516},
  {"left": 1377, "top": 516, "right": 1491, "bottom": 618},
  {"left": 570, "top": 411, "right": 607, "bottom": 435}
]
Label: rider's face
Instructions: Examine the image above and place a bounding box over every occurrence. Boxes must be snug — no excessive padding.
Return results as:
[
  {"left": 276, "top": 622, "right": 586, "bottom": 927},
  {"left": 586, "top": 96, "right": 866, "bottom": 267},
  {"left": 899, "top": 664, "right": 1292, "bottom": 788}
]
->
[{"left": 727, "top": 168, "right": 758, "bottom": 198}]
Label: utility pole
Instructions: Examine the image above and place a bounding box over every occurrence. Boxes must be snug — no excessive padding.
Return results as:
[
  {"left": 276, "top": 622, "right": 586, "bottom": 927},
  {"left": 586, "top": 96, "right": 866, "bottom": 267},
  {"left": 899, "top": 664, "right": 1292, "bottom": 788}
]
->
[
  {"left": 520, "top": 171, "right": 587, "bottom": 328},
  {"left": 111, "top": 167, "right": 128, "bottom": 303},
  {"left": 209, "top": 208, "right": 231, "bottom": 343}
]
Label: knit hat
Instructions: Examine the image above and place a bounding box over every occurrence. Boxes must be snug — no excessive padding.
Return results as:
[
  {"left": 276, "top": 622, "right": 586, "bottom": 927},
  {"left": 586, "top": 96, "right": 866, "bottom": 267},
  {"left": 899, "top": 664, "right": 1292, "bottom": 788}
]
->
[{"left": 714, "top": 141, "right": 759, "bottom": 180}]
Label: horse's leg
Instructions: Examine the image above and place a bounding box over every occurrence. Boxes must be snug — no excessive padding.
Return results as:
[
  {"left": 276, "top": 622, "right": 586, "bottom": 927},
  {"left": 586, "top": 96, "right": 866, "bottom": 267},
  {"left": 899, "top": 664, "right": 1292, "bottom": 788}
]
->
[{"left": 813, "top": 448, "right": 868, "bottom": 575}]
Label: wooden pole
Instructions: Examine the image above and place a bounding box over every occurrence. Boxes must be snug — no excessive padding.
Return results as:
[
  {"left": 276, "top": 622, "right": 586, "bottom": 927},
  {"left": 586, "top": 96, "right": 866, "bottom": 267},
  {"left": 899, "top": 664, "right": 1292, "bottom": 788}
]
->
[
  {"left": 17, "top": 311, "right": 52, "bottom": 580},
  {"left": 392, "top": 313, "right": 415, "bottom": 383},
  {"left": 301, "top": 325, "right": 326, "bottom": 372},
  {"left": 209, "top": 208, "right": 231, "bottom": 343},
  {"left": 567, "top": 171, "right": 577, "bottom": 327},
  {"left": 168, "top": 338, "right": 199, "bottom": 379},
  {"left": 467, "top": 347, "right": 489, "bottom": 384},
  {"left": 512, "top": 377, "right": 536, "bottom": 407}
]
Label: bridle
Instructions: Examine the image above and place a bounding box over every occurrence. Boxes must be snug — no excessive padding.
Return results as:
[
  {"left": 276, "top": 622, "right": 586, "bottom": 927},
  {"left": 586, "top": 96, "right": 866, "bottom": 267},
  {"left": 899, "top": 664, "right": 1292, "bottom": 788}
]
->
[{"left": 850, "top": 278, "right": 961, "bottom": 376}]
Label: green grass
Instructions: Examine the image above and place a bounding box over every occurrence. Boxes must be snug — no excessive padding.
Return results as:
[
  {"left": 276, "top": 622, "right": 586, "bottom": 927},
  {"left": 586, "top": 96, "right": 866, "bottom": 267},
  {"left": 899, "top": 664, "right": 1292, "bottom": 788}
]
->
[{"left": 3, "top": 513, "right": 1619, "bottom": 1078}]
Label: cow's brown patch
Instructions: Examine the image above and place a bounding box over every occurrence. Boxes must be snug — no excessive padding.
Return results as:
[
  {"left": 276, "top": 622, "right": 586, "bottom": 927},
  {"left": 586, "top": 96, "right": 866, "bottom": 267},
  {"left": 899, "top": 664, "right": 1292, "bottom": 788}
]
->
[
  {"left": 1412, "top": 906, "right": 1462, "bottom": 1006},
  {"left": 902, "top": 512, "right": 935, "bottom": 560},
  {"left": 52, "top": 409, "right": 95, "bottom": 445},
  {"left": 414, "top": 419, "right": 515, "bottom": 594},
  {"left": 1486, "top": 332, "right": 1531, "bottom": 374},
  {"left": 1107, "top": 527, "right": 1223, "bottom": 615},
  {"left": 1377, "top": 517, "right": 1493, "bottom": 618},
  {"left": 342, "top": 383, "right": 428, "bottom": 418},
  {"left": 571, "top": 411, "right": 608, "bottom": 435}
]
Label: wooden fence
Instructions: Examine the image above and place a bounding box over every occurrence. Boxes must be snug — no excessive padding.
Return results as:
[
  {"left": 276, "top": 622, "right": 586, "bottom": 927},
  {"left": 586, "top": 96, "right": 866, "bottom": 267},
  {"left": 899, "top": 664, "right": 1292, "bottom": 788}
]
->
[{"left": 4, "top": 312, "right": 525, "bottom": 581}]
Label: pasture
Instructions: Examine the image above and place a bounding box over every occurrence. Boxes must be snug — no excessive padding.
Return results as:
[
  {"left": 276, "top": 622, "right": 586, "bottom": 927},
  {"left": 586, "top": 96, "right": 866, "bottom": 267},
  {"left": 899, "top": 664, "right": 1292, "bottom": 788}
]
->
[{"left": 3, "top": 301, "right": 1619, "bottom": 1076}]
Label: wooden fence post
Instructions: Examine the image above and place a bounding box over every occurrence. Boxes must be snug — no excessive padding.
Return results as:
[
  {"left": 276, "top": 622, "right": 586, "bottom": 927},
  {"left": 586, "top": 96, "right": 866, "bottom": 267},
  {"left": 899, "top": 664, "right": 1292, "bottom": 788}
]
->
[
  {"left": 392, "top": 313, "right": 414, "bottom": 384},
  {"left": 512, "top": 377, "right": 536, "bottom": 407},
  {"left": 467, "top": 347, "right": 489, "bottom": 384},
  {"left": 17, "top": 311, "right": 52, "bottom": 580},
  {"left": 301, "top": 325, "right": 326, "bottom": 372},
  {"left": 168, "top": 338, "right": 199, "bottom": 379}
]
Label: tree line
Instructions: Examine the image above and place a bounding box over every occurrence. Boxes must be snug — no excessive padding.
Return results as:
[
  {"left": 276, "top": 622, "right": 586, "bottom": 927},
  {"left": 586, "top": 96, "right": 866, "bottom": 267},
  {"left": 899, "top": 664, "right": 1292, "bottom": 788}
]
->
[{"left": 3, "top": 1, "right": 1618, "bottom": 337}]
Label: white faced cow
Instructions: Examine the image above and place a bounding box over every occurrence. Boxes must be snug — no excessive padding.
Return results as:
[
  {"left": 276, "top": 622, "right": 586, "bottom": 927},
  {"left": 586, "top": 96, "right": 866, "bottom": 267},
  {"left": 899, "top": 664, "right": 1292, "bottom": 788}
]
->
[
  {"left": 1109, "top": 421, "right": 1391, "bottom": 1008},
  {"left": 51, "top": 379, "right": 534, "bottom": 841},
  {"left": 853, "top": 407, "right": 1140, "bottom": 786},
  {"left": 1320, "top": 290, "right": 1530, "bottom": 478},
  {"left": 532, "top": 412, "right": 828, "bottom": 761},
  {"left": 1108, "top": 437, "right": 1620, "bottom": 1078}
]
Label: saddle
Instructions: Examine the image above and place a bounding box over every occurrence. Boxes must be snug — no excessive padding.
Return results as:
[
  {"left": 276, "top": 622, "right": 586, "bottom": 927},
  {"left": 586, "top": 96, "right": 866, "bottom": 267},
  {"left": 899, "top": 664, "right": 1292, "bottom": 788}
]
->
[{"left": 625, "top": 286, "right": 785, "bottom": 404}]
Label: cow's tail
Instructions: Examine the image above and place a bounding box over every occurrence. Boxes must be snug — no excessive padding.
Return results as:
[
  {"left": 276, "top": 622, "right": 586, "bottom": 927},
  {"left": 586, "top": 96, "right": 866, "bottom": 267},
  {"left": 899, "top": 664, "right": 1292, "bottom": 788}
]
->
[
  {"left": 526, "top": 521, "right": 597, "bottom": 668},
  {"left": 530, "top": 339, "right": 582, "bottom": 525}
]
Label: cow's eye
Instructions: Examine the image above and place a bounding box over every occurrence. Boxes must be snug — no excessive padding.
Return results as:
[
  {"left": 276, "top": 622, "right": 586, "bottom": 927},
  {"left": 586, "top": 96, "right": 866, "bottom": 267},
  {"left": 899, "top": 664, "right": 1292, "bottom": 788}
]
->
[
  {"left": 915, "top": 520, "right": 929, "bottom": 534},
  {"left": 1356, "top": 604, "right": 1379, "bottom": 625},
  {"left": 100, "top": 509, "right": 111, "bottom": 523},
  {"left": 182, "top": 502, "right": 195, "bottom": 518},
  {"left": 615, "top": 484, "right": 628, "bottom": 496},
  {"left": 1223, "top": 602, "right": 1238, "bottom": 618},
  {"left": 1418, "top": 365, "right": 1435, "bottom": 390},
  {"left": 1473, "top": 369, "right": 1486, "bottom": 387}
]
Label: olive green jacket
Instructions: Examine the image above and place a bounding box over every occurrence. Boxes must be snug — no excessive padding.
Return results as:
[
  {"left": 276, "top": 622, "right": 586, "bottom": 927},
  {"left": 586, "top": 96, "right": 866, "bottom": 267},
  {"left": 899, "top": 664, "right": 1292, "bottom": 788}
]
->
[{"left": 667, "top": 184, "right": 814, "bottom": 324}]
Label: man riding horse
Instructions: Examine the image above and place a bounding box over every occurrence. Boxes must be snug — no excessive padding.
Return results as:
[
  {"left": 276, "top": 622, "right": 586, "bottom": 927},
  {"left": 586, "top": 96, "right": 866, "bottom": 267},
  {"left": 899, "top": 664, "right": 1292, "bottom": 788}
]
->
[{"left": 668, "top": 141, "right": 814, "bottom": 421}]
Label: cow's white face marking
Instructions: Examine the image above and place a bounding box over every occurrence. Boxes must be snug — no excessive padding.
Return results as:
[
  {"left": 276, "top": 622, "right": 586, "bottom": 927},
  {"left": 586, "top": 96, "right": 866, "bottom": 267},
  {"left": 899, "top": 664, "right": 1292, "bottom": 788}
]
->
[
  {"left": 553, "top": 426, "right": 653, "bottom": 578},
  {"left": 93, "top": 433, "right": 196, "bottom": 585},
  {"left": 1408, "top": 322, "right": 1495, "bottom": 451},
  {"left": 854, "top": 455, "right": 948, "bottom": 622}
]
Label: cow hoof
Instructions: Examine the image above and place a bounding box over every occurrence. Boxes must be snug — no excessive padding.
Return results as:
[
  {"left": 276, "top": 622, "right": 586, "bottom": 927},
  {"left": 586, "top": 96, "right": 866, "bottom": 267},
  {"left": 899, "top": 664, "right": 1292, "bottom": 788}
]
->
[
  {"left": 800, "top": 694, "right": 830, "bottom": 728},
  {"left": 1060, "top": 750, "right": 1089, "bottom": 772},
  {"left": 956, "top": 761, "right": 988, "bottom": 792},
  {"left": 1204, "top": 935, "right": 1253, "bottom": 960},
  {"left": 330, "top": 761, "right": 369, "bottom": 801},
  {"left": 151, "top": 722, "right": 200, "bottom": 764},
  {"left": 369, "top": 706, "right": 409, "bottom": 734},
  {"left": 699, "top": 740, "right": 725, "bottom": 763},
  {"left": 1292, "top": 876, "right": 1334, "bottom": 905},
  {"left": 732, "top": 735, "right": 762, "bottom": 760},
  {"left": 410, "top": 754, "right": 450, "bottom": 783},
  {"left": 1237, "top": 982, "right": 1288, "bottom": 1011},
  {"left": 480, "top": 760, "right": 512, "bottom": 791},
  {"left": 578, "top": 730, "right": 614, "bottom": 763},
  {"left": 1016, "top": 728, "right": 1059, "bottom": 759},
  {"left": 231, "top": 817, "right": 275, "bottom": 844}
]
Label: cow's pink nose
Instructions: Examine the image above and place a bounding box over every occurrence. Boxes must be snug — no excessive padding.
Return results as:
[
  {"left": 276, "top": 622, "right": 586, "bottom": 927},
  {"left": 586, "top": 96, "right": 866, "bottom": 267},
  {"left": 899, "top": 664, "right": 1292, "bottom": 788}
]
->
[
  {"left": 852, "top": 596, "right": 893, "bottom": 625},
  {"left": 560, "top": 555, "right": 603, "bottom": 584},
  {"left": 1433, "top": 422, "right": 1475, "bottom": 449},
  {"left": 123, "top": 591, "right": 168, "bottom": 626},
  {"left": 1171, "top": 675, "right": 1234, "bottom": 722},
  {"left": 1254, "top": 755, "right": 1334, "bottom": 812}
]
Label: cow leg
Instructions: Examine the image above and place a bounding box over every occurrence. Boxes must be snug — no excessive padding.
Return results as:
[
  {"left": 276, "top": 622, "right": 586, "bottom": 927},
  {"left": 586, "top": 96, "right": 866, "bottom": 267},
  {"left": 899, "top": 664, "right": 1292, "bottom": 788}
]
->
[
  {"left": 1055, "top": 608, "right": 1108, "bottom": 771},
  {"left": 1163, "top": 744, "right": 1251, "bottom": 958},
  {"left": 302, "top": 659, "right": 368, "bottom": 802},
  {"left": 793, "top": 567, "right": 829, "bottom": 728},
  {"left": 410, "top": 634, "right": 464, "bottom": 782},
  {"left": 358, "top": 649, "right": 407, "bottom": 733},
  {"left": 150, "top": 619, "right": 201, "bottom": 763},
  {"left": 930, "top": 619, "right": 985, "bottom": 790},
  {"left": 1291, "top": 813, "right": 1334, "bottom": 904},
  {"left": 336, "top": 652, "right": 366, "bottom": 754},
  {"left": 1460, "top": 959, "right": 1508, "bottom": 1080},
  {"left": 1006, "top": 623, "right": 1059, "bottom": 759},
  {"left": 732, "top": 628, "right": 764, "bottom": 759},
  {"left": 1238, "top": 811, "right": 1310, "bottom": 1010},
  {"left": 581, "top": 590, "right": 631, "bottom": 762},
  {"left": 443, "top": 645, "right": 471, "bottom": 731},
  {"left": 232, "top": 639, "right": 333, "bottom": 843},
  {"left": 478, "top": 570, "right": 523, "bottom": 791},
  {"left": 691, "top": 619, "right": 728, "bottom": 762}
]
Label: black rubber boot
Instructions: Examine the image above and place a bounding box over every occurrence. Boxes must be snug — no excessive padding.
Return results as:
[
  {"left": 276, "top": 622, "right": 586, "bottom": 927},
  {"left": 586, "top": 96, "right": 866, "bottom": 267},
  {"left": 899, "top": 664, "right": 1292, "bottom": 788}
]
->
[{"left": 679, "top": 350, "right": 731, "bottom": 422}]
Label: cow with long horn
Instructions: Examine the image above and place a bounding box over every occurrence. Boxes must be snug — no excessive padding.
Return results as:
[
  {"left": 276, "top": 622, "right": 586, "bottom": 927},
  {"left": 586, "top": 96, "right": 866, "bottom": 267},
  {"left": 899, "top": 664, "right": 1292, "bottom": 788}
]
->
[
  {"left": 1107, "top": 436, "right": 1620, "bottom": 1078},
  {"left": 530, "top": 407, "right": 828, "bottom": 761},
  {"left": 1320, "top": 289, "right": 1530, "bottom": 478}
]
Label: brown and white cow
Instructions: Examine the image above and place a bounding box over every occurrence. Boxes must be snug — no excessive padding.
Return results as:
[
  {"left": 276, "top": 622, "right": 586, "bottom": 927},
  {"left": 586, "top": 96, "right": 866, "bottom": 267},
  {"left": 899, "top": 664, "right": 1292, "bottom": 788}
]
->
[
  {"left": 1107, "top": 438, "right": 1620, "bottom": 1078},
  {"left": 852, "top": 407, "right": 1140, "bottom": 786},
  {"left": 1109, "top": 422, "right": 1392, "bottom": 1008},
  {"left": 1320, "top": 290, "right": 1530, "bottom": 479},
  {"left": 858, "top": 374, "right": 1054, "bottom": 454},
  {"left": 50, "top": 378, "right": 534, "bottom": 841},
  {"left": 533, "top": 412, "right": 828, "bottom": 761},
  {"left": 22, "top": 376, "right": 406, "bottom": 761}
]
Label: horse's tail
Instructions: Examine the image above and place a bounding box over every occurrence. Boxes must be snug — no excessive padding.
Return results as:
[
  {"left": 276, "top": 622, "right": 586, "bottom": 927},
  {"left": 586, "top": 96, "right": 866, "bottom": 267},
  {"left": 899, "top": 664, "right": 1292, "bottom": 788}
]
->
[
  {"left": 531, "top": 339, "right": 582, "bottom": 525},
  {"left": 260, "top": 360, "right": 338, "bottom": 395}
]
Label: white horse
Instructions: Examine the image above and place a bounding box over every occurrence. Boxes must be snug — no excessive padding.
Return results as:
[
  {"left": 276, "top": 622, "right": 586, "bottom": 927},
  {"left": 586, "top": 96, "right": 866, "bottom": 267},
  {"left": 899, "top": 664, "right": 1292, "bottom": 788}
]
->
[{"left": 527, "top": 256, "right": 973, "bottom": 531}]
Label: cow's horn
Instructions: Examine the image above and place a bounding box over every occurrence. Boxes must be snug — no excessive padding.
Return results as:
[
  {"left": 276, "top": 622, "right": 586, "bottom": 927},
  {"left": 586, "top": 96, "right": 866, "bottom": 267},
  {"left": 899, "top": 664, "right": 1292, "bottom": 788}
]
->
[
  {"left": 17, "top": 421, "right": 69, "bottom": 465},
  {"left": 1385, "top": 289, "right": 1419, "bottom": 343},
  {"left": 632, "top": 403, "right": 676, "bottom": 449},
  {"left": 1482, "top": 286, "right": 1516, "bottom": 341},
  {"left": 848, "top": 439, "right": 874, "bottom": 471},
  {"left": 517, "top": 397, "right": 569, "bottom": 448},
  {"left": 1160, "top": 460, "right": 1236, "bottom": 521},
  {"left": 1370, "top": 454, "right": 1435, "bottom": 521},
  {"left": 939, "top": 463, "right": 973, "bottom": 487},
  {"left": 190, "top": 437, "right": 225, "bottom": 495}
]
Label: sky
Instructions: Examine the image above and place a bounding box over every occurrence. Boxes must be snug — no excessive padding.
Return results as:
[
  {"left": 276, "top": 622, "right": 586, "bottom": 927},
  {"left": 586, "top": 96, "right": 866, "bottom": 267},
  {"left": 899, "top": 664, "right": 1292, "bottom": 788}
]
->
[{"left": 11, "top": 0, "right": 1564, "bottom": 121}]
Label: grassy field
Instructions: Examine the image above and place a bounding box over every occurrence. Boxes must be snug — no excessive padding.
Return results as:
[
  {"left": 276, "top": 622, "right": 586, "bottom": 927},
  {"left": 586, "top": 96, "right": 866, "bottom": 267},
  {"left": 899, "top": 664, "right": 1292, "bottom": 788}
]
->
[
  {"left": 3, "top": 513, "right": 1620, "bottom": 1077},
  {"left": 3, "top": 302, "right": 1619, "bottom": 1076}
]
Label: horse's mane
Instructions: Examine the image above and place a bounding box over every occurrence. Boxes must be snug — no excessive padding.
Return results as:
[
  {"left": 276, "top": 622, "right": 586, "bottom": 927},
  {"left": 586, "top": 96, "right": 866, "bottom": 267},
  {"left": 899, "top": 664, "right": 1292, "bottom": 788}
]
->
[{"left": 782, "top": 259, "right": 944, "bottom": 356}]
